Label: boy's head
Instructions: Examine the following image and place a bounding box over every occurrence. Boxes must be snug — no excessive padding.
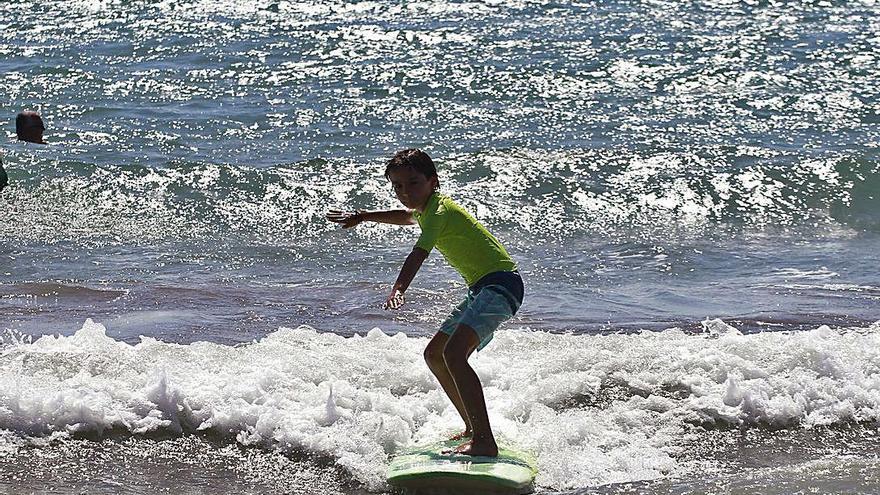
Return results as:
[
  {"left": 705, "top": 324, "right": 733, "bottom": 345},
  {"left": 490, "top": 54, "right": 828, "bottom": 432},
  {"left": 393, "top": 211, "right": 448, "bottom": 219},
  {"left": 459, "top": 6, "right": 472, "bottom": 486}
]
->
[
  {"left": 384, "top": 149, "right": 438, "bottom": 187},
  {"left": 384, "top": 149, "right": 439, "bottom": 211}
]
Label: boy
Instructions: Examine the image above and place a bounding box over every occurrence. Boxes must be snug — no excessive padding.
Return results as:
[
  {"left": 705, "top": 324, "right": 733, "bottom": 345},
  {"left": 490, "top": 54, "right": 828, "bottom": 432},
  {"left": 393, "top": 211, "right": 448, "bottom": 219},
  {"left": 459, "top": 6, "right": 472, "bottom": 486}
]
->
[{"left": 327, "top": 149, "right": 523, "bottom": 457}]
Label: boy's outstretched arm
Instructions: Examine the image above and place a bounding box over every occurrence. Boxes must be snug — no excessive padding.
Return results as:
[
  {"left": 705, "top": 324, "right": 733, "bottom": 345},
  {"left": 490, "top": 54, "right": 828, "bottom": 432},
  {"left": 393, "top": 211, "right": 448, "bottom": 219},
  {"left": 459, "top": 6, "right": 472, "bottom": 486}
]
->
[
  {"left": 384, "top": 247, "right": 429, "bottom": 310},
  {"left": 327, "top": 209, "right": 416, "bottom": 228}
]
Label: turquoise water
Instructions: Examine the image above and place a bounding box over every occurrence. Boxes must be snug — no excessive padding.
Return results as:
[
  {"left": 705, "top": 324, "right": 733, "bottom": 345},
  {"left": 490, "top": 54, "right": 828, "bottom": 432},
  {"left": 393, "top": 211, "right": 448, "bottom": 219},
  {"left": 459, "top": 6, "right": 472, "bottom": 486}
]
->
[{"left": 1, "top": 0, "right": 880, "bottom": 493}]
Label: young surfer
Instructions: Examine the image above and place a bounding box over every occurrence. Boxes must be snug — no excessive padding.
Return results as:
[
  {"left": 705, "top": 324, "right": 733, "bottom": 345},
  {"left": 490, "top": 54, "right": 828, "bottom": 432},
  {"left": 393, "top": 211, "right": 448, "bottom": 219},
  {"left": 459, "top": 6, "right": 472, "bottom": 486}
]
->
[{"left": 327, "top": 149, "right": 523, "bottom": 457}]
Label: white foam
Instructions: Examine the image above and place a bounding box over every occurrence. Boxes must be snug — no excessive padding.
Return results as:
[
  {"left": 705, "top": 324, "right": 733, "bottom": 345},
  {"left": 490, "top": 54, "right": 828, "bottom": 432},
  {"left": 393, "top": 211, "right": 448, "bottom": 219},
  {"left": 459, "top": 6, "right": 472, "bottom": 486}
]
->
[{"left": 2, "top": 319, "right": 880, "bottom": 490}]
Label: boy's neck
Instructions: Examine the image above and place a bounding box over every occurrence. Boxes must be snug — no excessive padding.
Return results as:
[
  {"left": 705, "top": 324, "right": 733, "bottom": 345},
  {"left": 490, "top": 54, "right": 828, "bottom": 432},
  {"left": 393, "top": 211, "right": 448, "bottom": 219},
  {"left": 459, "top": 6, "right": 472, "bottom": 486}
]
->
[{"left": 415, "top": 191, "right": 438, "bottom": 213}]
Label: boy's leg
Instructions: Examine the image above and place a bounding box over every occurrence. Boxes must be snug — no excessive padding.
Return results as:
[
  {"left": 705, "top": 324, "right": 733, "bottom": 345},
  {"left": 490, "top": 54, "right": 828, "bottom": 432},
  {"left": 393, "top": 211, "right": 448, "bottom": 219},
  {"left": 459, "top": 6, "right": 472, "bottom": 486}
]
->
[
  {"left": 424, "top": 332, "right": 473, "bottom": 437},
  {"left": 442, "top": 323, "right": 498, "bottom": 457}
]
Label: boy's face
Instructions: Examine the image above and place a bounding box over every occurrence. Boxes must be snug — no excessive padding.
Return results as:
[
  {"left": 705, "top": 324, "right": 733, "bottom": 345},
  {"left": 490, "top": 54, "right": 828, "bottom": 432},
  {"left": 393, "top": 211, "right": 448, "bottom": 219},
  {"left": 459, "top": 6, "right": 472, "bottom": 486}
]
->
[{"left": 388, "top": 166, "right": 437, "bottom": 212}]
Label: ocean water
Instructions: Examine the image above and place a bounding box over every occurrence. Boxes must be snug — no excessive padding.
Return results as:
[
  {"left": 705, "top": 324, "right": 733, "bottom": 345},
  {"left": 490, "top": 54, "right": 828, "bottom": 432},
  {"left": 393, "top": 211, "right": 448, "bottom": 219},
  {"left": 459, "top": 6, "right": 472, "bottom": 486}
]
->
[{"left": 1, "top": 0, "right": 879, "bottom": 493}]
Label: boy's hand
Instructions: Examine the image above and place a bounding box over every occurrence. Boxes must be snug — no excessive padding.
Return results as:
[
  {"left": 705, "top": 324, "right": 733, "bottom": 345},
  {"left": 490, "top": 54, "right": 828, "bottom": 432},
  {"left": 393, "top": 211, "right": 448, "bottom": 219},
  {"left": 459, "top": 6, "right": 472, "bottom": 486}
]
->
[
  {"left": 326, "top": 210, "right": 362, "bottom": 229},
  {"left": 383, "top": 289, "right": 405, "bottom": 310}
]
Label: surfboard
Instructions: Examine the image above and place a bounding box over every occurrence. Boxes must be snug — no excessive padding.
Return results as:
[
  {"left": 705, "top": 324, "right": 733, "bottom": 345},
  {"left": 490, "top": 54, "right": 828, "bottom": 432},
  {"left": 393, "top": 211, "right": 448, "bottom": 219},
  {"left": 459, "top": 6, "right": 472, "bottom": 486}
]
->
[{"left": 387, "top": 440, "right": 537, "bottom": 494}]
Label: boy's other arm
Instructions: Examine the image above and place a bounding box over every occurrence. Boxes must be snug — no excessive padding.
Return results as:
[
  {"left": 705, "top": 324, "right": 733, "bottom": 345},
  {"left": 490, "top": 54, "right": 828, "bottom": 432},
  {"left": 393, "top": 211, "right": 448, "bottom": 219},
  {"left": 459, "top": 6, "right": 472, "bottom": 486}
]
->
[
  {"left": 327, "top": 209, "right": 416, "bottom": 228},
  {"left": 384, "top": 247, "right": 429, "bottom": 310}
]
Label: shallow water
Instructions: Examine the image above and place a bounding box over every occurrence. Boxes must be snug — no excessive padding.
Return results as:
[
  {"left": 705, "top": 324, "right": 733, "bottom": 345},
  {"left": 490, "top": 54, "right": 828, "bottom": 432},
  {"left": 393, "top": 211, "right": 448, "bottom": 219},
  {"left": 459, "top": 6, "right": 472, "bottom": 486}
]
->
[{"left": 2, "top": 321, "right": 880, "bottom": 493}]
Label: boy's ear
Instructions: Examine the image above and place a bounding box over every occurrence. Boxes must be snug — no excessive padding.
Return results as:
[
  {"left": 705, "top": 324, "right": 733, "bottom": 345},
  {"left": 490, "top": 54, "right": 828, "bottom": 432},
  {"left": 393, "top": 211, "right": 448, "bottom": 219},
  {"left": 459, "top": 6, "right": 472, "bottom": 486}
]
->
[{"left": 431, "top": 176, "right": 440, "bottom": 190}]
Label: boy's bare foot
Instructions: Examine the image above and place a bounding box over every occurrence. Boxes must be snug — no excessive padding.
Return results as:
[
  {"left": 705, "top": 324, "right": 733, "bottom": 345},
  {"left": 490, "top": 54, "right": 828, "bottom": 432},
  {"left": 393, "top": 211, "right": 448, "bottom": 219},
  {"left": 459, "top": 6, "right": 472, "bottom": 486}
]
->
[
  {"left": 453, "top": 438, "right": 498, "bottom": 457},
  {"left": 449, "top": 430, "right": 472, "bottom": 441}
]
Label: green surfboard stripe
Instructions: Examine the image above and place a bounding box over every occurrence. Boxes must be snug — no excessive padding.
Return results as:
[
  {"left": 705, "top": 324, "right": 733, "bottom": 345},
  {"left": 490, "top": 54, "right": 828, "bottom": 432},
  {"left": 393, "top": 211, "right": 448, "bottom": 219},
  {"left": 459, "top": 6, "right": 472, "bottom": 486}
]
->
[{"left": 387, "top": 440, "right": 537, "bottom": 491}]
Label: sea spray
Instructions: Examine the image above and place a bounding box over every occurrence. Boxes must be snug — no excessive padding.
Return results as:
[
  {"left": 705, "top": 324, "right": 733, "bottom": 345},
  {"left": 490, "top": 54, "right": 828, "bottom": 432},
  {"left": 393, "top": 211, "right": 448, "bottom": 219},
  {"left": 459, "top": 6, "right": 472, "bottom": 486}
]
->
[{"left": 2, "top": 319, "right": 880, "bottom": 490}]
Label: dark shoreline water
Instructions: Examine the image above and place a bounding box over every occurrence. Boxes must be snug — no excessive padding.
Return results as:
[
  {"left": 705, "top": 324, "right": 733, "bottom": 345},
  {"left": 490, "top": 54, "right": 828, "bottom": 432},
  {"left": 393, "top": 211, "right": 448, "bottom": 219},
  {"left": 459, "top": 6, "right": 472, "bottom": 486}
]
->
[
  {"left": 3, "top": 425, "right": 880, "bottom": 494},
  {"left": 4, "top": 228, "right": 879, "bottom": 345}
]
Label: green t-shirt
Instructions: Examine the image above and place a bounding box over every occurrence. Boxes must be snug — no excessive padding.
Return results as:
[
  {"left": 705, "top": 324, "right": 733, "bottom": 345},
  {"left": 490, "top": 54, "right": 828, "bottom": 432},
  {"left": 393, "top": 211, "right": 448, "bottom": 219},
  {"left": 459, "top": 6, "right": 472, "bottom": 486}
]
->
[{"left": 412, "top": 192, "right": 517, "bottom": 286}]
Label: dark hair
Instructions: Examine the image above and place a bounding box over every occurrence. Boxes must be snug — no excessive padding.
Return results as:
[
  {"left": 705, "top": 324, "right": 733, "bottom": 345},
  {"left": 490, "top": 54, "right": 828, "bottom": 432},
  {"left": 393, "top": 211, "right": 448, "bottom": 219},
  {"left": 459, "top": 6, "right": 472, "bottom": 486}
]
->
[
  {"left": 384, "top": 149, "right": 438, "bottom": 186},
  {"left": 16, "top": 112, "right": 44, "bottom": 137}
]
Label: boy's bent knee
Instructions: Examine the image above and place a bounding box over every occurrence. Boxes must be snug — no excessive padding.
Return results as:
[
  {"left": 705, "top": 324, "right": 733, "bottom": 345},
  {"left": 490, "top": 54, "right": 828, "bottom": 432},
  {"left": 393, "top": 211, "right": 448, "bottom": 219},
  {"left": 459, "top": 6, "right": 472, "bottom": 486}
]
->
[
  {"left": 442, "top": 325, "right": 479, "bottom": 367},
  {"left": 424, "top": 345, "right": 444, "bottom": 370},
  {"left": 425, "top": 333, "right": 450, "bottom": 371}
]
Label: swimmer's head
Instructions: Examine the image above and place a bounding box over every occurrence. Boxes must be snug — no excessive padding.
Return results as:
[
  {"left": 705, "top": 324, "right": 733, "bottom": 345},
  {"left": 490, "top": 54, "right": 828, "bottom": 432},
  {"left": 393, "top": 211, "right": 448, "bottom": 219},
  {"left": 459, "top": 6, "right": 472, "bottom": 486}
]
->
[{"left": 16, "top": 111, "right": 46, "bottom": 144}]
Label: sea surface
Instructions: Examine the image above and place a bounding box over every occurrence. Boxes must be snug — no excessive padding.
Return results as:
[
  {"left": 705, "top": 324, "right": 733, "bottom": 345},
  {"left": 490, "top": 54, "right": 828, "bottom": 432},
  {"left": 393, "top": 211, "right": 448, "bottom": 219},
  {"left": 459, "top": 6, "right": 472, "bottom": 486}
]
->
[{"left": 1, "top": 0, "right": 879, "bottom": 493}]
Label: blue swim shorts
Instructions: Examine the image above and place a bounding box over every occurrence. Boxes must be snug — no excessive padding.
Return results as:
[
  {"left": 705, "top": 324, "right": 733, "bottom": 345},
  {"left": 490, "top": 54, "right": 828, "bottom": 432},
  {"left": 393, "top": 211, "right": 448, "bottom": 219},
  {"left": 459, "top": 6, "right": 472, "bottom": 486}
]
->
[{"left": 439, "top": 271, "right": 524, "bottom": 351}]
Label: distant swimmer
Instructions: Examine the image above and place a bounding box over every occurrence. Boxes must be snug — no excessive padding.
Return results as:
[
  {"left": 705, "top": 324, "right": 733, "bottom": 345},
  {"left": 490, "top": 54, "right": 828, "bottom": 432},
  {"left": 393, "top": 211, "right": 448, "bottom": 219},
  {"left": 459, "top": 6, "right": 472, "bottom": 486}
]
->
[
  {"left": 328, "top": 149, "right": 523, "bottom": 458},
  {"left": 0, "top": 158, "right": 7, "bottom": 192},
  {"left": 16, "top": 111, "right": 46, "bottom": 144}
]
